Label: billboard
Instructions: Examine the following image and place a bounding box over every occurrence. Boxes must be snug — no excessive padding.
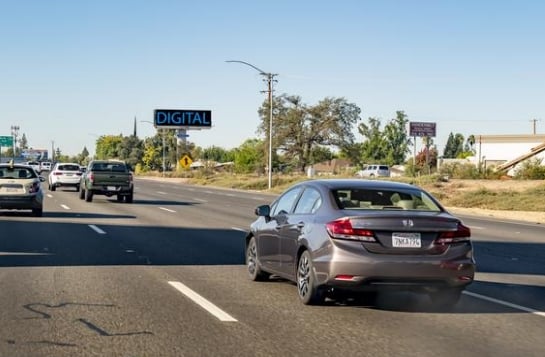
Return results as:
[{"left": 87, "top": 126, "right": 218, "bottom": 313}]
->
[
  {"left": 154, "top": 109, "right": 212, "bottom": 129},
  {"left": 409, "top": 122, "right": 436, "bottom": 137},
  {"left": 21, "top": 149, "right": 48, "bottom": 160}
]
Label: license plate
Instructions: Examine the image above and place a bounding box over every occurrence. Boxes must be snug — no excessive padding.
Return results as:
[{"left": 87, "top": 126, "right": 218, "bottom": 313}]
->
[
  {"left": 107, "top": 186, "right": 116, "bottom": 191},
  {"left": 6, "top": 188, "right": 19, "bottom": 192},
  {"left": 392, "top": 232, "right": 421, "bottom": 248}
]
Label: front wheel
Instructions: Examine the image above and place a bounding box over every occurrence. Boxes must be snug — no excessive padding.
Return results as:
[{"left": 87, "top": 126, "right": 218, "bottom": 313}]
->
[
  {"left": 246, "top": 236, "right": 270, "bottom": 281},
  {"left": 32, "top": 208, "right": 43, "bottom": 217},
  {"left": 297, "top": 250, "right": 325, "bottom": 305}
]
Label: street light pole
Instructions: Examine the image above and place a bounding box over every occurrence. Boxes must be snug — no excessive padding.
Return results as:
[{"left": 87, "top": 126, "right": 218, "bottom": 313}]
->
[{"left": 226, "top": 60, "right": 277, "bottom": 190}]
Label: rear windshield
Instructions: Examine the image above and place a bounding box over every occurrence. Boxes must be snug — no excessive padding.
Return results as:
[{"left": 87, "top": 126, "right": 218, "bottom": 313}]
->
[
  {"left": 333, "top": 188, "right": 441, "bottom": 211},
  {"left": 58, "top": 164, "right": 81, "bottom": 171},
  {"left": 0, "top": 167, "right": 38, "bottom": 179},
  {"left": 91, "top": 163, "right": 127, "bottom": 172}
]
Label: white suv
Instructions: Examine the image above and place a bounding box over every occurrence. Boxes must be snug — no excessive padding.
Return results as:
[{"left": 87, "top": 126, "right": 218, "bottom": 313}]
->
[
  {"left": 356, "top": 164, "right": 391, "bottom": 178},
  {"left": 48, "top": 163, "right": 82, "bottom": 191}
]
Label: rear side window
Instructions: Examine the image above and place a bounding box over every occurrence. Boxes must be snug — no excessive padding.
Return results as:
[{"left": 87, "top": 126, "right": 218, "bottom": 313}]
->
[
  {"left": 294, "top": 188, "right": 322, "bottom": 214},
  {"left": 379, "top": 166, "right": 389, "bottom": 170}
]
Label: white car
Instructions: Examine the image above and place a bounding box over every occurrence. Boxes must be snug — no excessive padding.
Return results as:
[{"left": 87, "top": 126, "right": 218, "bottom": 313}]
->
[
  {"left": 356, "top": 164, "right": 391, "bottom": 178},
  {"left": 39, "top": 161, "right": 52, "bottom": 173},
  {"left": 48, "top": 162, "right": 83, "bottom": 191},
  {"left": 25, "top": 161, "right": 41, "bottom": 174}
]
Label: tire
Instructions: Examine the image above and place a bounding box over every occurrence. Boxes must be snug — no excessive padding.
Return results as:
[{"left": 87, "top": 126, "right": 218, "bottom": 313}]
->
[
  {"left": 85, "top": 189, "right": 93, "bottom": 202},
  {"left": 246, "top": 236, "right": 270, "bottom": 281},
  {"left": 32, "top": 208, "right": 43, "bottom": 217},
  {"left": 116, "top": 195, "right": 123, "bottom": 202},
  {"left": 79, "top": 188, "right": 85, "bottom": 200},
  {"left": 75, "top": 184, "right": 80, "bottom": 192},
  {"left": 297, "top": 250, "right": 325, "bottom": 305},
  {"left": 125, "top": 192, "right": 133, "bottom": 203},
  {"left": 51, "top": 184, "right": 56, "bottom": 191},
  {"left": 429, "top": 288, "right": 463, "bottom": 309}
]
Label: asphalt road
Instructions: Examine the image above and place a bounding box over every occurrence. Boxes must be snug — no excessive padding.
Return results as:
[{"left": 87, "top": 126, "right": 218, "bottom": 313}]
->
[{"left": 0, "top": 178, "right": 544, "bottom": 357}]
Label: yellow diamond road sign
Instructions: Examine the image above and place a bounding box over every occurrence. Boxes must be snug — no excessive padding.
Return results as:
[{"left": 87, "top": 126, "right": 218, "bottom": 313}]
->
[{"left": 180, "top": 155, "right": 192, "bottom": 169}]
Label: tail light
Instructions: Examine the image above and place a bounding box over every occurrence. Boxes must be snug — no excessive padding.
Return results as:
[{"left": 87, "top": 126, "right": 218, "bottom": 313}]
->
[
  {"left": 435, "top": 223, "right": 471, "bottom": 244},
  {"left": 87, "top": 172, "right": 94, "bottom": 183},
  {"left": 128, "top": 172, "right": 133, "bottom": 183},
  {"left": 28, "top": 182, "right": 41, "bottom": 193},
  {"left": 53, "top": 171, "right": 63, "bottom": 175},
  {"left": 76, "top": 172, "right": 82, "bottom": 176},
  {"left": 326, "top": 218, "right": 376, "bottom": 242}
]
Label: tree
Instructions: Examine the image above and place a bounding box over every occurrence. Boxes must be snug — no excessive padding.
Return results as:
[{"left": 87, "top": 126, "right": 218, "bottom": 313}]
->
[
  {"left": 19, "top": 134, "right": 28, "bottom": 150},
  {"left": 443, "top": 132, "right": 465, "bottom": 158},
  {"left": 258, "top": 95, "right": 361, "bottom": 172},
  {"left": 233, "top": 138, "right": 265, "bottom": 173},
  {"left": 95, "top": 135, "right": 124, "bottom": 159},
  {"left": 357, "top": 111, "right": 413, "bottom": 166}
]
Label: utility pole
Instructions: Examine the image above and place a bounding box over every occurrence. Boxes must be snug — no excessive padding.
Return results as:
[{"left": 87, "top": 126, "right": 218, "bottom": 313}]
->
[
  {"left": 530, "top": 118, "right": 540, "bottom": 134},
  {"left": 226, "top": 60, "right": 277, "bottom": 189}
]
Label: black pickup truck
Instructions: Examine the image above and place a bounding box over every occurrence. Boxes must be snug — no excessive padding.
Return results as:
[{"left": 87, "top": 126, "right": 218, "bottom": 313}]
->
[{"left": 79, "top": 160, "right": 134, "bottom": 203}]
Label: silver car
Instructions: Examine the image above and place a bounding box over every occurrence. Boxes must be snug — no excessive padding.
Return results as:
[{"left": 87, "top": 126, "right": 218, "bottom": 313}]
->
[
  {"left": 0, "top": 162, "right": 45, "bottom": 216},
  {"left": 246, "top": 179, "right": 475, "bottom": 306}
]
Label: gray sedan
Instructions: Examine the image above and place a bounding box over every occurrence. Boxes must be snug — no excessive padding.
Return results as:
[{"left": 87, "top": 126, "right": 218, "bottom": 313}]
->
[{"left": 246, "top": 179, "right": 475, "bottom": 306}]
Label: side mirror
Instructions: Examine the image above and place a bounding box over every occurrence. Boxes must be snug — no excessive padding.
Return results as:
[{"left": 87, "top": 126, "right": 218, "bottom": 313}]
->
[{"left": 255, "top": 204, "right": 271, "bottom": 217}]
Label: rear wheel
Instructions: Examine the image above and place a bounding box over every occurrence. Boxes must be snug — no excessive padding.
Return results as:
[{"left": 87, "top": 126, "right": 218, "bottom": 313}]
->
[
  {"left": 75, "top": 184, "right": 80, "bottom": 192},
  {"left": 125, "top": 192, "right": 133, "bottom": 203},
  {"left": 246, "top": 236, "right": 269, "bottom": 281},
  {"left": 297, "top": 250, "right": 325, "bottom": 305},
  {"left": 116, "top": 195, "right": 123, "bottom": 202},
  {"left": 32, "top": 208, "right": 43, "bottom": 217},
  {"left": 79, "top": 188, "right": 85, "bottom": 199},
  {"left": 85, "top": 189, "right": 93, "bottom": 202},
  {"left": 50, "top": 184, "right": 56, "bottom": 191}
]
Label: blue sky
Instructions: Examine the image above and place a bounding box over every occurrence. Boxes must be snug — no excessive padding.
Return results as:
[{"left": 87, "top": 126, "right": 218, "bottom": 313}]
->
[{"left": 1, "top": 0, "right": 544, "bottom": 157}]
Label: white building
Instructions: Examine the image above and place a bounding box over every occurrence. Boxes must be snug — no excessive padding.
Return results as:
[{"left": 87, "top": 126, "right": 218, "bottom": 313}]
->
[{"left": 474, "top": 134, "right": 545, "bottom": 173}]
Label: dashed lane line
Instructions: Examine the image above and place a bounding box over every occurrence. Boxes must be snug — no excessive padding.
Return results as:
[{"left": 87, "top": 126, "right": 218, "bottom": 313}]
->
[
  {"left": 88, "top": 225, "right": 106, "bottom": 235},
  {"left": 168, "top": 281, "right": 237, "bottom": 322},
  {"left": 60, "top": 204, "right": 70, "bottom": 210},
  {"left": 159, "top": 207, "right": 176, "bottom": 213}
]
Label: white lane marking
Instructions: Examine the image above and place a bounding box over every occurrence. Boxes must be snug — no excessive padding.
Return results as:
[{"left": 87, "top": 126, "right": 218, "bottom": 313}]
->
[
  {"left": 468, "top": 226, "right": 484, "bottom": 230},
  {"left": 225, "top": 193, "right": 236, "bottom": 197},
  {"left": 60, "top": 204, "right": 70, "bottom": 210},
  {"left": 46, "top": 194, "right": 53, "bottom": 198},
  {"left": 159, "top": 207, "right": 176, "bottom": 213},
  {"left": 463, "top": 291, "right": 545, "bottom": 318},
  {"left": 88, "top": 225, "right": 106, "bottom": 235},
  {"left": 157, "top": 191, "right": 167, "bottom": 195},
  {"left": 194, "top": 198, "right": 207, "bottom": 203},
  {"left": 232, "top": 227, "right": 247, "bottom": 232},
  {"left": 204, "top": 191, "right": 214, "bottom": 194},
  {"left": 168, "top": 281, "right": 237, "bottom": 322}
]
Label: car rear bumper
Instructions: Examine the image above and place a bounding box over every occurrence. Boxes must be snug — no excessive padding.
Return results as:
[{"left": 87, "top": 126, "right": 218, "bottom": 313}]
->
[
  {"left": 313, "top": 240, "right": 475, "bottom": 292},
  {"left": 0, "top": 195, "right": 43, "bottom": 210}
]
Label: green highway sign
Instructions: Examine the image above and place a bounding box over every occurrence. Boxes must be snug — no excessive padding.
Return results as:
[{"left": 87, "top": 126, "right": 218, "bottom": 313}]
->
[{"left": 0, "top": 136, "right": 13, "bottom": 147}]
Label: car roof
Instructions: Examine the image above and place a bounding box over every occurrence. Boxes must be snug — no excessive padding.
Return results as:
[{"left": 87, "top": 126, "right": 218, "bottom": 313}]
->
[{"left": 294, "top": 179, "right": 417, "bottom": 190}]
